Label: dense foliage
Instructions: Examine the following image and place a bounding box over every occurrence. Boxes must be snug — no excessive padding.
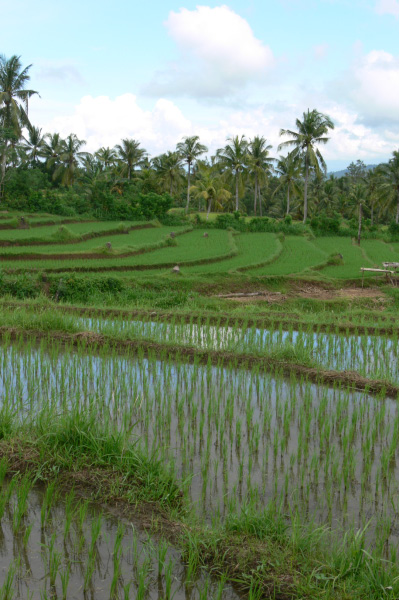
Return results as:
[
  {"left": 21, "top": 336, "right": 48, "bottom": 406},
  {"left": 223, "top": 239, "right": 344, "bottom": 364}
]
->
[{"left": 1, "top": 54, "right": 399, "bottom": 237}]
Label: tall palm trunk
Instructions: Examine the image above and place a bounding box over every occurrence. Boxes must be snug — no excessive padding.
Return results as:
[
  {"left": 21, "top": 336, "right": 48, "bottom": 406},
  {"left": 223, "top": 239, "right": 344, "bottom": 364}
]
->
[
  {"left": 185, "top": 162, "right": 191, "bottom": 213},
  {"left": 303, "top": 162, "right": 309, "bottom": 224},
  {"left": 254, "top": 174, "right": 258, "bottom": 215},
  {"left": 286, "top": 186, "right": 290, "bottom": 216},
  {"left": 259, "top": 186, "right": 262, "bottom": 217},
  {"left": 0, "top": 141, "right": 7, "bottom": 201},
  {"left": 358, "top": 202, "right": 362, "bottom": 246},
  {"left": 396, "top": 188, "right": 399, "bottom": 224},
  {"left": 206, "top": 196, "right": 212, "bottom": 220},
  {"left": 235, "top": 173, "right": 239, "bottom": 212}
]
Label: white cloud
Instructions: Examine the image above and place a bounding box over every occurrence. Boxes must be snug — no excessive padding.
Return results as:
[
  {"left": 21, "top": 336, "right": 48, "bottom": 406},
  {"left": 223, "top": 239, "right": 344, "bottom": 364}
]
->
[
  {"left": 144, "top": 5, "right": 275, "bottom": 99},
  {"left": 375, "top": 0, "right": 399, "bottom": 17},
  {"left": 29, "top": 91, "right": 396, "bottom": 166},
  {"left": 33, "top": 94, "right": 192, "bottom": 154},
  {"left": 349, "top": 50, "right": 399, "bottom": 124}
]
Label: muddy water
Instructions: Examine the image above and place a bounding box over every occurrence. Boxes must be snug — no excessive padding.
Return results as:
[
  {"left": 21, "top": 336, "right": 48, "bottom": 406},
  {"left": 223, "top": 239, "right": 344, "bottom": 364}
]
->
[
  {"left": 0, "top": 480, "right": 238, "bottom": 599},
  {"left": 77, "top": 317, "right": 399, "bottom": 382},
  {"left": 2, "top": 340, "right": 399, "bottom": 554}
]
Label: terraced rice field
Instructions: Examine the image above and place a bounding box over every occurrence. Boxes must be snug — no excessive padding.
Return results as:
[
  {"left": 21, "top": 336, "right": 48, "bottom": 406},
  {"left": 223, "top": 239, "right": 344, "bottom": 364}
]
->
[
  {"left": 0, "top": 229, "right": 232, "bottom": 272},
  {"left": 0, "top": 217, "right": 395, "bottom": 280}
]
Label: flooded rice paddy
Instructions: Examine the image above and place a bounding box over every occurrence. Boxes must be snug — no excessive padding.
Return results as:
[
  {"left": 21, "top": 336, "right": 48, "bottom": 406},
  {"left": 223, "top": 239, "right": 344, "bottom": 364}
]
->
[
  {"left": 0, "top": 473, "right": 237, "bottom": 599},
  {"left": 1, "top": 336, "right": 399, "bottom": 558},
  {"left": 77, "top": 316, "right": 399, "bottom": 383}
]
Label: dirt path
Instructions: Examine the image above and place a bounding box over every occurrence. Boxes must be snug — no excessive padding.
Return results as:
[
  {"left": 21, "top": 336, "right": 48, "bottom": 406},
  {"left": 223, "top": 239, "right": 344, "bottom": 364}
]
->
[{"left": 219, "top": 285, "right": 389, "bottom": 304}]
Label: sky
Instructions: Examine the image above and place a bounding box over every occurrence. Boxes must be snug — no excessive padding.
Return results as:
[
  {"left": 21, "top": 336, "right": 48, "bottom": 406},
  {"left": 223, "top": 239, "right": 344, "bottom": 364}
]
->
[{"left": 1, "top": 0, "right": 399, "bottom": 170}]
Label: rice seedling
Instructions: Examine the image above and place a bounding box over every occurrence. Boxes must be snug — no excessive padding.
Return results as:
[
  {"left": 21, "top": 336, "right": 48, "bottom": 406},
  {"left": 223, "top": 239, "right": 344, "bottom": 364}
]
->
[{"left": 0, "top": 473, "right": 235, "bottom": 600}]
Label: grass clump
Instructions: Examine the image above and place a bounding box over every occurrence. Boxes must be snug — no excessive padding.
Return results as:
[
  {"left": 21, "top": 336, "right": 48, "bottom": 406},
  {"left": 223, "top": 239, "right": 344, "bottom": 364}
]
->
[{"left": 50, "top": 225, "right": 82, "bottom": 242}]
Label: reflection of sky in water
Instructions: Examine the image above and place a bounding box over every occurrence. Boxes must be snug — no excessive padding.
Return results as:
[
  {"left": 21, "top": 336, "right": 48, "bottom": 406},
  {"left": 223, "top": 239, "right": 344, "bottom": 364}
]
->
[
  {"left": 1, "top": 341, "right": 399, "bottom": 550},
  {"left": 77, "top": 317, "right": 399, "bottom": 381}
]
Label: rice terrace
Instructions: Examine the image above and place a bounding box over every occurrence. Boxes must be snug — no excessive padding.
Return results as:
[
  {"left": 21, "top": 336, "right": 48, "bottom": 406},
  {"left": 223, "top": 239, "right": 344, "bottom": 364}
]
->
[{"left": 2, "top": 2, "right": 399, "bottom": 598}]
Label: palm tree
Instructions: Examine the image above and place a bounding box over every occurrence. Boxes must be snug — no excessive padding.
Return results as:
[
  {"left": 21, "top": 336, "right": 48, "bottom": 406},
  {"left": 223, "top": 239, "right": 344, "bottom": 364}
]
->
[
  {"left": 152, "top": 151, "right": 184, "bottom": 196},
  {"left": 378, "top": 150, "right": 399, "bottom": 223},
  {"left": 189, "top": 166, "right": 231, "bottom": 219},
  {"left": 272, "top": 153, "right": 301, "bottom": 216},
  {"left": 95, "top": 146, "right": 117, "bottom": 171},
  {"left": 42, "top": 132, "right": 62, "bottom": 162},
  {"left": 247, "top": 136, "right": 274, "bottom": 216},
  {"left": 322, "top": 176, "right": 339, "bottom": 215},
  {"left": 115, "top": 139, "right": 146, "bottom": 180},
  {"left": 21, "top": 125, "right": 45, "bottom": 166},
  {"left": 365, "top": 170, "right": 380, "bottom": 226},
  {"left": 52, "top": 133, "right": 88, "bottom": 186},
  {"left": 350, "top": 183, "right": 367, "bottom": 245},
  {"left": 0, "top": 55, "right": 38, "bottom": 199},
  {"left": 217, "top": 135, "right": 248, "bottom": 212},
  {"left": 278, "top": 109, "right": 334, "bottom": 223},
  {"left": 176, "top": 135, "right": 208, "bottom": 213}
]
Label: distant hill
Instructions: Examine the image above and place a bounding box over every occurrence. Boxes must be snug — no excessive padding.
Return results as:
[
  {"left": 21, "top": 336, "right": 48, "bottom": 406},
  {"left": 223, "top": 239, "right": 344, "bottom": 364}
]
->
[{"left": 328, "top": 164, "right": 379, "bottom": 179}]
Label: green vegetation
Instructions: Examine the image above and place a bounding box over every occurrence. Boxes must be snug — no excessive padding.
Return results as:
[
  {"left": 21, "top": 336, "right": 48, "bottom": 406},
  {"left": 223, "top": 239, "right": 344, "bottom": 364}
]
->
[{"left": 2, "top": 51, "right": 399, "bottom": 600}]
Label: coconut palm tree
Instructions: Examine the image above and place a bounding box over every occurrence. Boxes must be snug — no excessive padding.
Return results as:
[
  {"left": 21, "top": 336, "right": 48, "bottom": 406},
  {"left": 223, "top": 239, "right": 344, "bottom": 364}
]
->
[
  {"left": 272, "top": 152, "right": 301, "bottom": 216},
  {"left": 247, "top": 136, "right": 274, "bottom": 216},
  {"left": 278, "top": 109, "right": 334, "bottom": 223},
  {"left": 365, "top": 170, "right": 380, "bottom": 226},
  {"left": 189, "top": 166, "right": 231, "bottom": 219},
  {"left": 378, "top": 150, "right": 399, "bottom": 223},
  {"left": 0, "top": 55, "right": 38, "bottom": 199},
  {"left": 350, "top": 183, "right": 367, "bottom": 245},
  {"left": 52, "top": 133, "right": 88, "bottom": 186},
  {"left": 152, "top": 151, "right": 184, "bottom": 196},
  {"left": 176, "top": 135, "right": 208, "bottom": 213},
  {"left": 95, "top": 146, "right": 117, "bottom": 171},
  {"left": 115, "top": 139, "right": 147, "bottom": 180},
  {"left": 21, "top": 125, "right": 45, "bottom": 166},
  {"left": 217, "top": 135, "right": 248, "bottom": 212},
  {"left": 42, "top": 132, "right": 63, "bottom": 163}
]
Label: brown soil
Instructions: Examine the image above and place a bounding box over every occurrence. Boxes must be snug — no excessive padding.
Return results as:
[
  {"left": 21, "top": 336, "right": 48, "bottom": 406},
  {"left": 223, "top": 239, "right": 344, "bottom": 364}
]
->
[
  {"left": 0, "top": 326, "right": 397, "bottom": 398},
  {"left": 221, "top": 285, "right": 389, "bottom": 304}
]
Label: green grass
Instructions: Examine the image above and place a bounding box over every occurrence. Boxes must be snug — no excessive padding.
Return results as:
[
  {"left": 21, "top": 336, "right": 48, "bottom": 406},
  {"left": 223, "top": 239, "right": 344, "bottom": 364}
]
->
[
  {"left": 362, "top": 239, "right": 399, "bottom": 266},
  {"left": 248, "top": 236, "right": 327, "bottom": 276},
  {"left": 0, "top": 225, "right": 184, "bottom": 256},
  {"left": 185, "top": 232, "right": 279, "bottom": 273},
  {"left": 0, "top": 229, "right": 231, "bottom": 272},
  {"left": 0, "top": 220, "right": 140, "bottom": 242},
  {"left": 312, "top": 237, "right": 373, "bottom": 279}
]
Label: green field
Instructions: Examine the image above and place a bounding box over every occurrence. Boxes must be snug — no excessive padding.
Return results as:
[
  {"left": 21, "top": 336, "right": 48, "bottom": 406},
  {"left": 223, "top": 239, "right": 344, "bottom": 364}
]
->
[
  {"left": 0, "top": 220, "right": 140, "bottom": 242},
  {"left": 0, "top": 225, "right": 185, "bottom": 256},
  {"left": 0, "top": 221, "right": 392, "bottom": 279},
  {"left": 0, "top": 228, "right": 231, "bottom": 271},
  {"left": 185, "top": 232, "right": 279, "bottom": 273},
  {"left": 2, "top": 215, "right": 399, "bottom": 600}
]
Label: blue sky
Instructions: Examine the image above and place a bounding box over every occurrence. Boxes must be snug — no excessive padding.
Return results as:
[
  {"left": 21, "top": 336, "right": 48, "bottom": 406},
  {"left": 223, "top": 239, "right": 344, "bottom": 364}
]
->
[{"left": 2, "top": 0, "right": 399, "bottom": 169}]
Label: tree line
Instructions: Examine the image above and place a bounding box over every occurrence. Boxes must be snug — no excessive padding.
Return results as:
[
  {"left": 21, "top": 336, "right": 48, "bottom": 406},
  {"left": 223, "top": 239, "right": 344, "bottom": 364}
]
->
[{"left": 1, "top": 54, "right": 399, "bottom": 233}]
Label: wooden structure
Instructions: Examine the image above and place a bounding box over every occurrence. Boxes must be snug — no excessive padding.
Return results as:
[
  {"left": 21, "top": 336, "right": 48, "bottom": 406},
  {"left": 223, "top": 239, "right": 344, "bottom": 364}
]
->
[
  {"left": 360, "top": 267, "right": 394, "bottom": 286},
  {"left": 382, "top": 262, "right": 399, "bottom": 272}
]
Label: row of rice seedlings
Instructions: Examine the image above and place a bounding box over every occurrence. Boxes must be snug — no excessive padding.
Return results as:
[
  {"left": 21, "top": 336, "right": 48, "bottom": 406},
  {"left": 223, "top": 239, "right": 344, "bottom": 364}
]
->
[
  {"left": 77, "top": 313, "right": 399, "bottom": 383},
  {"left": 0, "top": 473, "right": 235, "bottom": 600},
  {"left": 1, "top": 336, "right": 399, "bottom": 556}
]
